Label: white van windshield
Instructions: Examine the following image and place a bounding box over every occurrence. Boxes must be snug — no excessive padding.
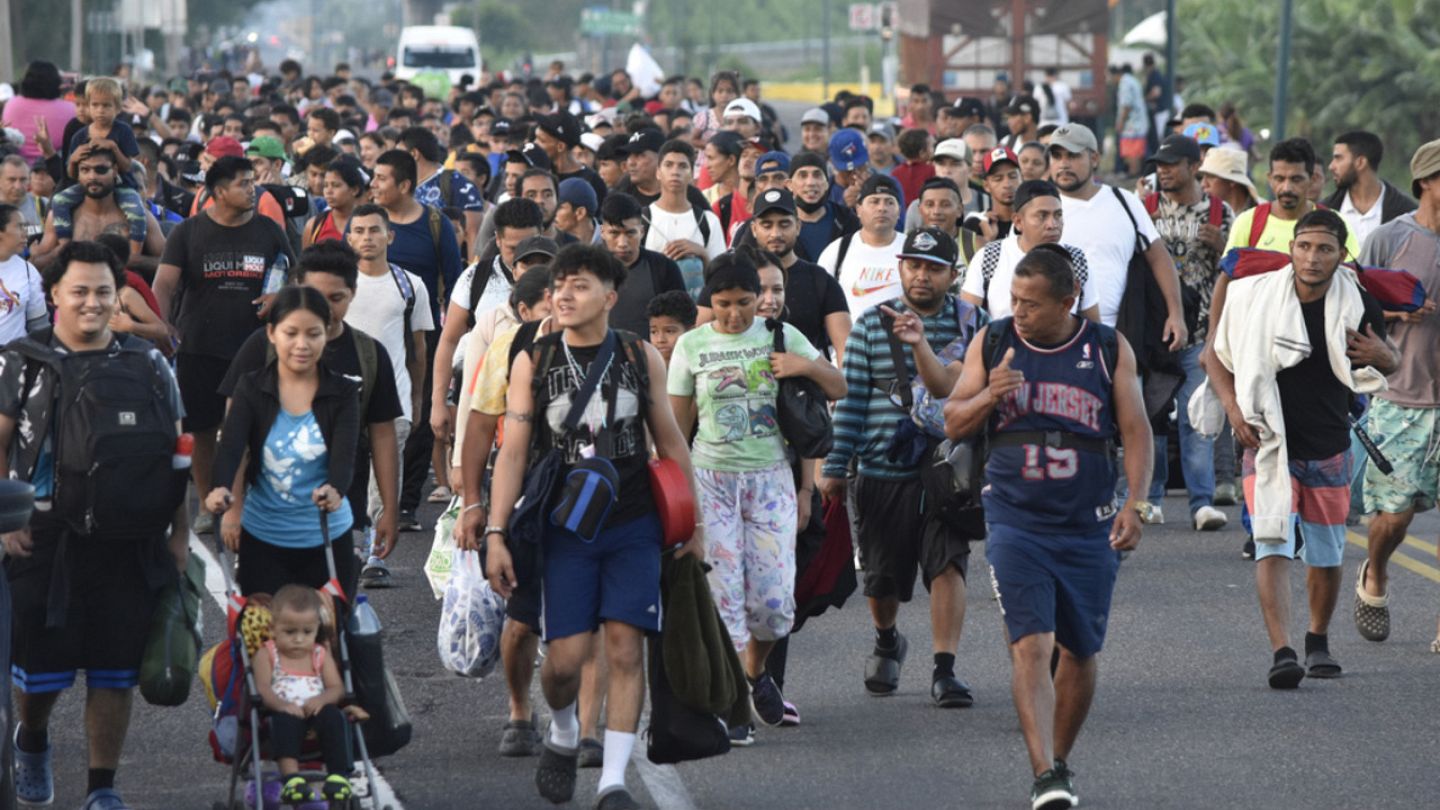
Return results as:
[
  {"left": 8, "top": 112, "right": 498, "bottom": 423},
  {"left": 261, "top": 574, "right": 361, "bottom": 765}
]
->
[{"left": 402, "top": 47, "right": 476, "bottom": 69}]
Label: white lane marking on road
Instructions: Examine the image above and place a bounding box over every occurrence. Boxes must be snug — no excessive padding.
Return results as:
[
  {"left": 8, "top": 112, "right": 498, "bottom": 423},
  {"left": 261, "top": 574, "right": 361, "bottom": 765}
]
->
[
  {"left": 630, "top": 711, "right": 697, "bottom": 810},
  {"left": 190, "top": 534, "right": 406, "bottom": 810}
]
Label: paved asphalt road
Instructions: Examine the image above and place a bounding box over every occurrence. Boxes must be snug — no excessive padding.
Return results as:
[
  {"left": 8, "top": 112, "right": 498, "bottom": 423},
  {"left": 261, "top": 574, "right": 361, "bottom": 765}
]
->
[{"left": 29, "top": 487, "right": 1440, "bottom": 809}]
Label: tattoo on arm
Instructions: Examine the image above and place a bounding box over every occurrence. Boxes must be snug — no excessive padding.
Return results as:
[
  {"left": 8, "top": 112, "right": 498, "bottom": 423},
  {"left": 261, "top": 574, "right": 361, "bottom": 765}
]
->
[{"left": 505, "top": 410, "right": 533, "bottom": 423}]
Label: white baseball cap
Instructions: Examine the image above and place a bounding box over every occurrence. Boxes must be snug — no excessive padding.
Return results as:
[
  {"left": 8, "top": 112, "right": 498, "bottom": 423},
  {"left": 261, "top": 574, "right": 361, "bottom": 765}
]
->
[{"left": 723, "top": 98, "right": 762, "bottom": 122}]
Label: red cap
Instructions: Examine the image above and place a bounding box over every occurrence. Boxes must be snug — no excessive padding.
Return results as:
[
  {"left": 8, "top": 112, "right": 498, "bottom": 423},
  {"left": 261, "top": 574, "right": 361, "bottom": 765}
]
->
[
  {"left": 205, "top": 136, "right": 244, "bottom": 158},
  {"left": 982, "top": 145, "right": 1020, "bottom": 175}
]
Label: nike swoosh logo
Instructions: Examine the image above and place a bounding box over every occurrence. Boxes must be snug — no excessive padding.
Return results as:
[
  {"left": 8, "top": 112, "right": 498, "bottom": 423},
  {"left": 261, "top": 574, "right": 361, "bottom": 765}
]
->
[{"left": 852, "top": 282, "right": 896, "bottom": 297}]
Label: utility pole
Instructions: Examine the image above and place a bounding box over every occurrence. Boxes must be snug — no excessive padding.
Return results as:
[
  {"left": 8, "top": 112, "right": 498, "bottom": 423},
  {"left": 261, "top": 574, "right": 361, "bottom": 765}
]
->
[
  {"left": 1164, "top": 0, "right": 1176, "bottom": 116},
  {"left": 0, "top": 0, "right": 13, "bottom": 82},
  {"left": 71, "top": 0, "right": 83, "bottom": 71},
  {"left": 1273, "top": 0, "right": 1293, "bottom": 142},
  {"left": 822, "top": 0, "right": 831, "bottom": 100}
]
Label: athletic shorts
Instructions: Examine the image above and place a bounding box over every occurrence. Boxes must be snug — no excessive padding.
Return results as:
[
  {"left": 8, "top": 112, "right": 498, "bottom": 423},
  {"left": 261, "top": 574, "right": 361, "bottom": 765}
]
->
[
  {"left": 1243, "top": 449, "right": 1349, "bottom": 568},
  {"left": 176, "top": 353, "right": 232, "bottom": 432},
  {"left": 855, "top": 475, "right": 970, "bottom": 602},
  {"left": 986, "top": 522, "right": 1120, "bottom": 659},
  {"left": 540, "top": 513, "right": 662, "bottom": 642},
  {"left": 7, "top": 523, "right": 166, "bottom": 693},
  {"left": 1362, "top": 398, "right": 1440, "bottom": 515},
  {"left": 1119, "top": 136, "right": 1147, "bottom": 160}
]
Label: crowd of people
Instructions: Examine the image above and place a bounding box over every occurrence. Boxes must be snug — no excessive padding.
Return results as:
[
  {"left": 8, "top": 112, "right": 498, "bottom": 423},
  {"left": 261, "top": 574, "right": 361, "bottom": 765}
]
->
[{"left": 0, "top": 49, "right": 1435, "bottom": 810}]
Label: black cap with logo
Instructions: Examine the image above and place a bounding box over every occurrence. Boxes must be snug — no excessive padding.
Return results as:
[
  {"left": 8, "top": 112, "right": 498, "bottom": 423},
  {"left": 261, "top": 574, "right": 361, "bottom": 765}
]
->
[{"left": 896, "top": 227, "right": 959, "bottom": 268}]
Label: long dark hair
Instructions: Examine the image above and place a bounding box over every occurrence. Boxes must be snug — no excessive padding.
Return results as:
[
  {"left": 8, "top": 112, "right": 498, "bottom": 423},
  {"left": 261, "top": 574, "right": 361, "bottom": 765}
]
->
[
  {"left": 19, "top": 61, "right": 63, "bottom": 100},
  {"left": 267, "top": 285, "right": 331, "bottom": 328}
]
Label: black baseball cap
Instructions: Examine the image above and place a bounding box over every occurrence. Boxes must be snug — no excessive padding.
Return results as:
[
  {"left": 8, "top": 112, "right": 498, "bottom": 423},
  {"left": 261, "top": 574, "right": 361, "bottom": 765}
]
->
[
  {"left": 491, "top": 118, "right": 516, "bottom": 137},
  {"left": 619, "top": 128, "right": 665, "bottom": 156},
  {"left": 1005, "top": 95, "right": 1040, "bottom": 120},
  {"left": 596, "top": 133, "right": 629, "bottom": 163},
  {"left": 1147, "top": 134, "right": 1203, "bottom": 168},
  {"left": 708, "top": 130, "right": 746, "bottom": 158},
  {"left": 515, "top": 235, "right": 559, "bottom": 264},
  {"left": 506, "top": 142, "right": 553, "bottom": 171},
  {"left": 897, "top": 227, "right": 959, "bottom": 267},
  {"left": 952, "top": 97, "right": 987, "bottom": 118},
  {"left": 858, "top": 173, "right": 901, "bottom": 204},
  {"left": 752, "top": 188, "right": 797, "bottom": 218},
  {"left": 537, "top": 111, "right": 581, "bottom": 148},
  {"left": 1013, "top": 179, "right": 1061, "bottom": 212}
]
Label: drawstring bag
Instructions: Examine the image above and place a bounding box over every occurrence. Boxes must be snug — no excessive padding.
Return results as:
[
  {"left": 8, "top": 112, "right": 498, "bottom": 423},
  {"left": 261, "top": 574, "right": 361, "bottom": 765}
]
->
[{"left": 768, "top": 319, "right": 833, "bottom": 459}]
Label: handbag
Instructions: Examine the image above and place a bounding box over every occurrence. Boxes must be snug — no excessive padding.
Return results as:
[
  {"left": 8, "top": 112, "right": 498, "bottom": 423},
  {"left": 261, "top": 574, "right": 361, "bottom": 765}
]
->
[
  {"left": 139, "top": 551, "right": 205, "bottom": 706},
  {"left": 645, "top": 633, "right": 730, "bottom": 764},
  {"left": 437, "top": 550, "right": 506, "bottom": 678},
  {"left": 918, "top": 436, "right": 988, "bottom": 539},
  {"left": 767, "top": 319, "right": 833, "bottom": 459},
  {"left": 649, "top": 457, "right": 695, "bottom": 549},
  {"left": 348, "top": 599, "right": 413, "bottom": 757},
  {"left": 423, "top": 495, "right": 462, "bottom": 599}
]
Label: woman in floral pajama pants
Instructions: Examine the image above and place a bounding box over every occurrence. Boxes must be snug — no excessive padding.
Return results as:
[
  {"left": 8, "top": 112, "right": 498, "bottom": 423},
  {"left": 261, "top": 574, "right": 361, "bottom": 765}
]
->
[{"left": 666, "top": 249, "right": 846, "bottom": 735}]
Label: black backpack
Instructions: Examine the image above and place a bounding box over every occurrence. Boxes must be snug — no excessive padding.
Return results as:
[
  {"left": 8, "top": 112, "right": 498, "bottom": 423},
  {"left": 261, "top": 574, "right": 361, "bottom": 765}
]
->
[{"left": 12, "top": 331, "right": 185, "bottom": 538}]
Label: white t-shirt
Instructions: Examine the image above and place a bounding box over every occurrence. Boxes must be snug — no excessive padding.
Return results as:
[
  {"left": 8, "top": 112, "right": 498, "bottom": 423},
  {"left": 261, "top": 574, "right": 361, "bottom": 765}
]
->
[
  {"left": 1059, "top": 186, "right": 1161, "bottom": 326},
  {"left": 961, "top": 236, "right": 1097, "bottom": 321},
  {"left": 644, "top": 202, "right": 725, "bottom": 299},
  {"left": 344, "top": 266, "right": 435, "bottom": 422},
  {"left": 817, "top": 230, "right": 909, "bottom": 318},
  {"left": 0, "top": 255, "right": 46, "bottom": 344},
  {"left": 1341, "top": 186, "right": 1386, "bottom": 251},
  {"left": 449, "top": 257, "right": 514, "bottom": 319},
  {"left": 1040, "top": 81, "right": 1072, "bottom": 125}
]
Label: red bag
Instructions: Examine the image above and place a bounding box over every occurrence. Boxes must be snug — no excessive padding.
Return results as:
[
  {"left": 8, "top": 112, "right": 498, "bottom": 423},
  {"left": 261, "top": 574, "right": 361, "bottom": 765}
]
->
[
  {"left": 648, "top": 458, "right": 695, "bottom": 549},
  {"left": 794, "top": 498, "right": 857, "bottom": 610}
]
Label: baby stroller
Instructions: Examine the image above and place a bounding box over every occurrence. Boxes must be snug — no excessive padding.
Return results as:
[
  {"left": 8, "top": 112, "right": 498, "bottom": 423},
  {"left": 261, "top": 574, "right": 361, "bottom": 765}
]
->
[{"left": 201, "top": 509, "right": 387, "bottom": 810}]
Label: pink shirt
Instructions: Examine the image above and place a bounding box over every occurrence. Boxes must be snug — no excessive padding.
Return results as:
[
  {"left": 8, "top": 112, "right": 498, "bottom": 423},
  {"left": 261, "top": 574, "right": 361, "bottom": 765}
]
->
[{"left": 3, "top": 96, "right": 77, "bottom": 163}]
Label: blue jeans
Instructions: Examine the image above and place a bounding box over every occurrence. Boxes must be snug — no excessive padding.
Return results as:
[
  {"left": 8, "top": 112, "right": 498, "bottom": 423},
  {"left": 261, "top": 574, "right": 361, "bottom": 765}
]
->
[{"left": 1150, "top": 343, "right": 1216, "bottom": 513}]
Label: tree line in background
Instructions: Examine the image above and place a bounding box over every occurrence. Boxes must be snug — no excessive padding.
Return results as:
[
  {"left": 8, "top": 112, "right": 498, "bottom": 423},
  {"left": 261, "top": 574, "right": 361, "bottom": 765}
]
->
[{"left": 1176, "top": 0, "right": 1440, "bottom": 188}]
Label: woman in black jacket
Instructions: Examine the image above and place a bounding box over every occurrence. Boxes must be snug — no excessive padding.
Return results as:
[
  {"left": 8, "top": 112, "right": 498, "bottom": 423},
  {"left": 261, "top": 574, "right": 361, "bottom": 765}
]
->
[{"left": 205, "top": 286, "right": 362, "bottom": 597}]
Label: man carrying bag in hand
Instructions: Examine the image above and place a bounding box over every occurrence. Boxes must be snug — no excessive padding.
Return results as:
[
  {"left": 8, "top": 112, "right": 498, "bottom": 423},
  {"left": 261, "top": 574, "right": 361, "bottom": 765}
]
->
[{"left": 467, "top": 244, "right": 702, "bottom": 810}]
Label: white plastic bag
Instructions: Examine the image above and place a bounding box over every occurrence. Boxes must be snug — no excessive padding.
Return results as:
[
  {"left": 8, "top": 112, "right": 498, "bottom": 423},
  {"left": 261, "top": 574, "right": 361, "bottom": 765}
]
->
[
  {"left": 423, "top": 496, "right": 462, "bottom": 599},
  {"left": 437, "top": 549, "right": 506, "bottom": 678}
]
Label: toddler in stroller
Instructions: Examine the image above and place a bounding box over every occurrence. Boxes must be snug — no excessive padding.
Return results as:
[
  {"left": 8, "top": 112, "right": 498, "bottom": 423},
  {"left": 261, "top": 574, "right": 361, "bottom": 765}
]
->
[{"left": 253, "top": 584, "right": 353, "bottom": 805}]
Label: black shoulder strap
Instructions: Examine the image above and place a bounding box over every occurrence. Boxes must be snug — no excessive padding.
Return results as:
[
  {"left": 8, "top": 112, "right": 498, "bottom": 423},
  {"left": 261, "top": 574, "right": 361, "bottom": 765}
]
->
[
  {"left": 879, "top": 306, "right": 913, "bottom": 408},
  {"left": 1110, "top": 185, "right": 1149, "bottom": 254},
  {"left": 691, "top": 204, "right": 712, "bottom": 245},
  {"left": 440, "top": 171, "right": 454, "bottom": 206},
  {"left": 1099, "top": 324, "right": 1120, "bottom": 380},
  {"left": 508, "top": 319, "right": 543, "bottom": 371},
  {"left": 833, "top": 232, "right": 855, "bottom": 280},
  {"left": 617, "top": 330, "right": 650, "bottom": 421},
  {"left": 982, "top": 319, "right": 1012, "bottom": 373}
]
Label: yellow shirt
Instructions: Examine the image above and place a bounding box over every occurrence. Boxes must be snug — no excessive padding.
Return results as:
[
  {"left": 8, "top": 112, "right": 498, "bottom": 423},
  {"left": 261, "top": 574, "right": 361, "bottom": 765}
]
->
[
  {"left": 472, "top": 326, "right": 520, "bottom": 417},
  {"left": 1226, "top": 205, "right": 1361, "bottom": 257}
]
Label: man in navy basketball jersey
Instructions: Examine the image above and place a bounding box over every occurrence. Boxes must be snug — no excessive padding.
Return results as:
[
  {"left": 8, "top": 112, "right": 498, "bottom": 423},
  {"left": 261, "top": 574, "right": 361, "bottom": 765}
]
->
[{"left": 945, "top": 244, "right": 1152, "bottom": 810}]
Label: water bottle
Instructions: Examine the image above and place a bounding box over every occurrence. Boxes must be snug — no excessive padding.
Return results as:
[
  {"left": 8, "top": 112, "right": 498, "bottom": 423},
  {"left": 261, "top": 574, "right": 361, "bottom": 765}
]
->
[
  {"left": 260, "top": 252, "right": 291, "bottom": 296},
  {"left": 172, "top": 433, "right": 194, "bottom": 470},
  {"left": 352, "top": 594, "right": 382, "bottom": 636}
]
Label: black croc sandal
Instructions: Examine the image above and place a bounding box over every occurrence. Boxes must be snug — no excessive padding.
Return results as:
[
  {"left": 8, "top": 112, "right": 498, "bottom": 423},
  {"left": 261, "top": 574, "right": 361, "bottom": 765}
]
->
[
  {"left": 931, "top": 675, "right": 975, "bottom": 708},
  {"left": 535, "top": 742, "right": 578, "bottom": 804},
  {"left": 863, "top": 633, "right": 907, "bottom": 695},
  {"left": 1268, "top": 657, "right": 1305, "bottom": 690},
  {"left": 1305, "top": 650, "right": 1342, "bottom": 679}
]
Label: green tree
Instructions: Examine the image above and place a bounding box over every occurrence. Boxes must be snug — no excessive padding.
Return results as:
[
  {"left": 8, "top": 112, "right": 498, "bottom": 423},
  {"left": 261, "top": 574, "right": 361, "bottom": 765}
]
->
[{"left": 1177, "top": 0, "right": 1440, "bottom": 188}]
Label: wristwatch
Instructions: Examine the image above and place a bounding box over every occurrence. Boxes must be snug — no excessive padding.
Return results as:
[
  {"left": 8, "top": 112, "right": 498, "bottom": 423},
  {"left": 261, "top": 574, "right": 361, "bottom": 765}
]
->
[
  {"left": 483, "top": 525, "right": 508, "bottom": 539},
  {"left": 1132, "top": 502, "right": 1157, "bottom": 523}
]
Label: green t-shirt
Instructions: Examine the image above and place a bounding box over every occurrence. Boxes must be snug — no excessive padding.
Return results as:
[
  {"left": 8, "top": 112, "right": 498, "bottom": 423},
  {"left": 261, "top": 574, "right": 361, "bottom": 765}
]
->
[{"left": 667, "top": 318, "right": 821, "bottom": 472}]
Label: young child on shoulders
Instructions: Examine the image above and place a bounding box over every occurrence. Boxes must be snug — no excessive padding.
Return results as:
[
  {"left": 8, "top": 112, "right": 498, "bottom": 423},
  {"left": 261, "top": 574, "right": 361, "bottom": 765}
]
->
[{"left": 53, "top": 77, "right": 148, "bottom": 248}]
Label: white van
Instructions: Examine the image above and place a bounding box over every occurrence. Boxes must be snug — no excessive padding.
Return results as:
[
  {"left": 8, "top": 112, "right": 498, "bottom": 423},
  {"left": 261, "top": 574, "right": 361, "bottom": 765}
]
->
[{"left": 394, "top": 26, "right": 482, "bottom": 86}]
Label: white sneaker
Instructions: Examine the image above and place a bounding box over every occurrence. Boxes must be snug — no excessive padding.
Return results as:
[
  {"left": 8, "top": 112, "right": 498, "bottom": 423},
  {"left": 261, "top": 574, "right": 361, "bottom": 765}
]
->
[{"left": 1194, "top": 505, "right": 1228, "bottom": 531}]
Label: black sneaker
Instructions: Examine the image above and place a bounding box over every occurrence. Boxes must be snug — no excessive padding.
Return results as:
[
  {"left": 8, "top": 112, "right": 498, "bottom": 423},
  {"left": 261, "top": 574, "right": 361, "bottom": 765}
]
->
[
  {"left": 727, "top": 723, "right": 755, "bottom": 747},
  {"left": 1242, "top": 536, "right": 1255, "bottom": 560},
  {"left": 397, "top": 510, "right": 423, "bottom": 532},
  {"left": 748, "top": 671, "right": 786, "bottom": 727},
  {"left": 1030, "top": 767, "right": 1078, "bottom": 809}
]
